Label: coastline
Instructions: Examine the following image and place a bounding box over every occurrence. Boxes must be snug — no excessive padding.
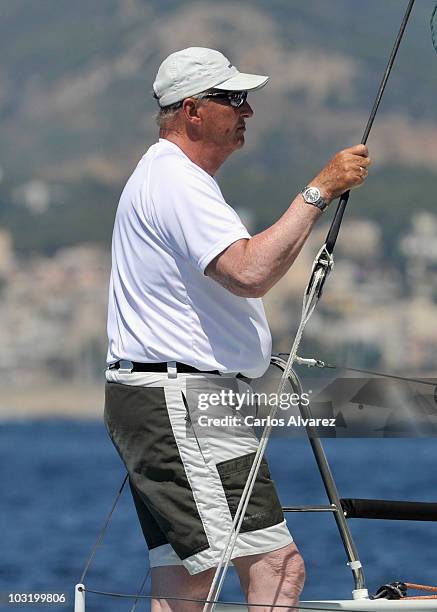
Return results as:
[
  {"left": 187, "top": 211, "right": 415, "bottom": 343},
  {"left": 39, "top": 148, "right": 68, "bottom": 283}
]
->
[{"left": 0, "top": 383, "right": 104, "bottom": 420}]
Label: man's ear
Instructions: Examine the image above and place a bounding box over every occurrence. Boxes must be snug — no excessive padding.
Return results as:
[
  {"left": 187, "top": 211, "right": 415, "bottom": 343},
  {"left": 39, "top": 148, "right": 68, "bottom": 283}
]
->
[{"left": 182, "top": 98, "right": 202, "bottom": 126}]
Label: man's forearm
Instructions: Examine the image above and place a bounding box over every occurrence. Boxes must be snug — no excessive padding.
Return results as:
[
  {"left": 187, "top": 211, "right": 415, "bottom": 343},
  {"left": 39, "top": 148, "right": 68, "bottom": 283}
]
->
[
  {"left": 237, "top": 194, "right": 323, "bottom": 296},
  {"left": 206, "top": 144, "right": 370, "bottom": 298},
  {"left": 206, "top": 193, "right": 324, "bottom": 298}
]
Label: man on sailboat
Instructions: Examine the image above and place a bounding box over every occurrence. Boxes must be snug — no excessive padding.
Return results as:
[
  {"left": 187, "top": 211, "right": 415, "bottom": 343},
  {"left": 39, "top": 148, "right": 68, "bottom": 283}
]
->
[{"left": 104, "top": 47, "right": 370, "bottom": 611}]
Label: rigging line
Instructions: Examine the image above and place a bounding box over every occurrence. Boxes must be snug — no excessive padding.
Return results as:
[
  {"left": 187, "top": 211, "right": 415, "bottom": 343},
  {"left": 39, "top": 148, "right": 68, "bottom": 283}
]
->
[
  {"left": 204, "top": 258, "right": 328, "bottom": 611},
  {"left": 81, "top": 586, "right": 399, "bottom": 612},
  {"left": 129, "top": 568, "right": 151, "bottom": 612},
  {"left": 323, "top": 365, "right": 436, "bottom": 387},
  {"left": 361, "top": 0, "right": 416, "bottom": 146},
  {"left": 79, "top": 473, "right": 128, "bottom": 584},
  {"left": 207, "top": 2, "right": 418, "bottom": 605},
  {"left": 325, "top": 0, "right": 415, "bottom": 255},
  {"left": 431, "top": 2, "right": 437, "bottom": 53},
  {"left": 285, "top": 355, "right": 437, "bottom": 387},
  {"left": 281, "top": 251, "right": 332, "bottom": 383}
]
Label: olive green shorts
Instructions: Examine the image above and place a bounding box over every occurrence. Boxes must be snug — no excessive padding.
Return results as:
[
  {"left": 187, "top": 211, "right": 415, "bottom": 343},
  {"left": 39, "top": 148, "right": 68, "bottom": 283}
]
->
[{"left": 104, "top": 370, "right": 292, "bottom": 575}]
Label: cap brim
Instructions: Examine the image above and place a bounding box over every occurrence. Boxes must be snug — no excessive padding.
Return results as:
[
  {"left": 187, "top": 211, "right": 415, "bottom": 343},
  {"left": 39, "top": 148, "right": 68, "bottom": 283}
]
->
[{"left": 215, "top": 71, "right": 269, "bottom": 92}]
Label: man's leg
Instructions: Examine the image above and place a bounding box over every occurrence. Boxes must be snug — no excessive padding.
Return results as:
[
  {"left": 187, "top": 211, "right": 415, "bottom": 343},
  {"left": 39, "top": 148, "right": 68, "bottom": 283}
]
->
[
  {"left": 234, "top": 542, "right": 305, "bottom": 612},
  {"left": 150, "top": 544, "right": 304, "bottom": 611},
  {"left": 151, "top": 565, "right": 214, "bottom": 612}
]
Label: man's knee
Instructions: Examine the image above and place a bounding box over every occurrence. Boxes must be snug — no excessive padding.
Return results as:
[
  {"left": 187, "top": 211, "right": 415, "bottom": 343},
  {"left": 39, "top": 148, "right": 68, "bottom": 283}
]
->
[
  {"left": 286, "top": 546, "right": 305, "bottom": 594},
  {"left": 265, "top": 544, "right": 305, "bottom": 583},
  {"left": 259, "top": 543, "right": 306, "bottom": 594},
  {"left": 235, "top": 542, "right": 306, "bottom": 599}
]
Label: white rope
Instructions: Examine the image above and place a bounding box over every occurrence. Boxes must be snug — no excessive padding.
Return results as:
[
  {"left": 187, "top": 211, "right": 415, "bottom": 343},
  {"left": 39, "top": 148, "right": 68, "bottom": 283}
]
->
[
  {"left": 204, "top": 245, "right": 334, "bottom": 611},
  {"left": 280, "top": 244, "right": 333, "bottom": 388}
]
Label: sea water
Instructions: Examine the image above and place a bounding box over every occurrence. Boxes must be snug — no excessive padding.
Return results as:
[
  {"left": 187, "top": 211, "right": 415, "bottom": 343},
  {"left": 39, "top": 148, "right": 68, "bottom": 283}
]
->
[{"left": 1, "top": 420, "right": 437, "bottom": 611}]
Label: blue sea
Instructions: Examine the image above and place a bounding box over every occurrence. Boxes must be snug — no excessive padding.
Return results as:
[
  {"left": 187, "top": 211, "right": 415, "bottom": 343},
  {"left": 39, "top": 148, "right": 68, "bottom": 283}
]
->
[{"left": 1, "top": 420, "right": 437, "bottom": 611}]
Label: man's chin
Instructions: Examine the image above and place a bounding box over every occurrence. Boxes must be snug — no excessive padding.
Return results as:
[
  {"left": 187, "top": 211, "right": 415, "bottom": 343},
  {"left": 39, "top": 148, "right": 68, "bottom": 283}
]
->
[
  {"left": 225, "top": 135, "right": 245, "bottom": 155},
  {"left": 235, "top": 134, "right": 245, "bottom": 148}
]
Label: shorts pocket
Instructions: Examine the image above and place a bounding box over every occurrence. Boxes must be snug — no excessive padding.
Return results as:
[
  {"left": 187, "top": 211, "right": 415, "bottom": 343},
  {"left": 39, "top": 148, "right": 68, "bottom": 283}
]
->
[{"left": 216, "top": 452, "right": 284, "bottom": 533}]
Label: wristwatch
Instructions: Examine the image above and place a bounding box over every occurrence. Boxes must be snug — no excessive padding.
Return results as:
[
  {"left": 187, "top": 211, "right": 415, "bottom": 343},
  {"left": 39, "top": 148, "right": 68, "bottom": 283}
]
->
[{"left": 301, "top": 186, "right": 328, "bottom": 212}]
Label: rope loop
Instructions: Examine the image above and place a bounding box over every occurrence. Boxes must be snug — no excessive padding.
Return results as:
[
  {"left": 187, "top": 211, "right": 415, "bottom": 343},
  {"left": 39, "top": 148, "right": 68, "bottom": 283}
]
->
[{"left": 373, "top": 581, "right": 437, "bottom": 600}]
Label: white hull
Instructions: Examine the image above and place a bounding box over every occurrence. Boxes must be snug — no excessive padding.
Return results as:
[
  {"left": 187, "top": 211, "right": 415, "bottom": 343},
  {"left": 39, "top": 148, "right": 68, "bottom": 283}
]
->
[{"left": 214, "top": 600, "right": 437, "bottom": 611}]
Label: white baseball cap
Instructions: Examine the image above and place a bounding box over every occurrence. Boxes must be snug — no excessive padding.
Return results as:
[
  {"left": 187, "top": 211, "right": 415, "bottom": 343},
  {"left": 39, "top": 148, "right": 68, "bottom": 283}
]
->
[{"left": 153, "top": 47, "right": 269, "bottom": 108}]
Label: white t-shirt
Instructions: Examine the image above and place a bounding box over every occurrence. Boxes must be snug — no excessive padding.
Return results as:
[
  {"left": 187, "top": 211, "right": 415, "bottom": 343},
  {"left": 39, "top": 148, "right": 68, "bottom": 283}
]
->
[{"left": 106, "top": 138, "right": 272, "bottom": 378}]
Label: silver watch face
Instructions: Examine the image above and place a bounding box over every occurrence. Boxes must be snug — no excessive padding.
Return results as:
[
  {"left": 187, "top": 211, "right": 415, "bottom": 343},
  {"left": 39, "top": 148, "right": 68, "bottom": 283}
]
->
[{"left": 304, "top": 187, "right": 321, "bottom": 204}]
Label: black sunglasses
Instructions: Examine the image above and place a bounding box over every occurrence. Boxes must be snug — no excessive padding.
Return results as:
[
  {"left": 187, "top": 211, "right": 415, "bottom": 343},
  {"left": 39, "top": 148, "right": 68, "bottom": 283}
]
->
[
  {"left": 158, "top": 90, "right": 248, "bottom": 110},
  {"left": 201, "top": 90, "right": 248, "bottom": 108}
]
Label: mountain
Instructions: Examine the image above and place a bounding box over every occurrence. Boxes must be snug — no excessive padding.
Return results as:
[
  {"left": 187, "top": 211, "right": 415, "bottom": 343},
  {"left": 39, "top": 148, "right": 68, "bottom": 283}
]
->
[{"left": 1, "top": 0, "right": 436, "bottom": 255}]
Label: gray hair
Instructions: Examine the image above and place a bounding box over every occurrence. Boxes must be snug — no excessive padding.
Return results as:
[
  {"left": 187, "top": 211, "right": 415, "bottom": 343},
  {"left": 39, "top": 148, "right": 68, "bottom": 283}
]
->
[
  {"left": 155, "top": 102, "right": 182, "bottom": 128},
  {"left": 155, "top": 92, "right": 210, "bottom": 128}
]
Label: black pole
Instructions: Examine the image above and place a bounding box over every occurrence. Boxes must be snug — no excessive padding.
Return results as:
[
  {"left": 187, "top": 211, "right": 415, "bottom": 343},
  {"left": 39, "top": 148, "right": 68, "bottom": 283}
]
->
[{"left": 325, "top": 0, "right": 416, "bottom": 255}]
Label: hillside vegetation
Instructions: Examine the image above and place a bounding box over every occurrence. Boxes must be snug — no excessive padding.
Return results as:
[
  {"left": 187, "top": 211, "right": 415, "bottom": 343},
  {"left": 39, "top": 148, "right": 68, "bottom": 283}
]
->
[{"left": 1, "top": 0, "right": 436, "bottom": 259}]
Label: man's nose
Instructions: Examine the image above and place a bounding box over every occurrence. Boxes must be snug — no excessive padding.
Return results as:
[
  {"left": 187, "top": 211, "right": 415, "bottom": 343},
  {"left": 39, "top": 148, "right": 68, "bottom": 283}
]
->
[{"left": 240, "top": 101, "right": 254, "bottom": 118}]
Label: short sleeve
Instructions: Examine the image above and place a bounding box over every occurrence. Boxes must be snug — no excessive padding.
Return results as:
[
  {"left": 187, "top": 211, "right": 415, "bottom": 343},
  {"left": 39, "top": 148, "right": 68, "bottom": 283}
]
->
[{"left": 149, "top": 159, "right": 250, "bottom": 273}]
